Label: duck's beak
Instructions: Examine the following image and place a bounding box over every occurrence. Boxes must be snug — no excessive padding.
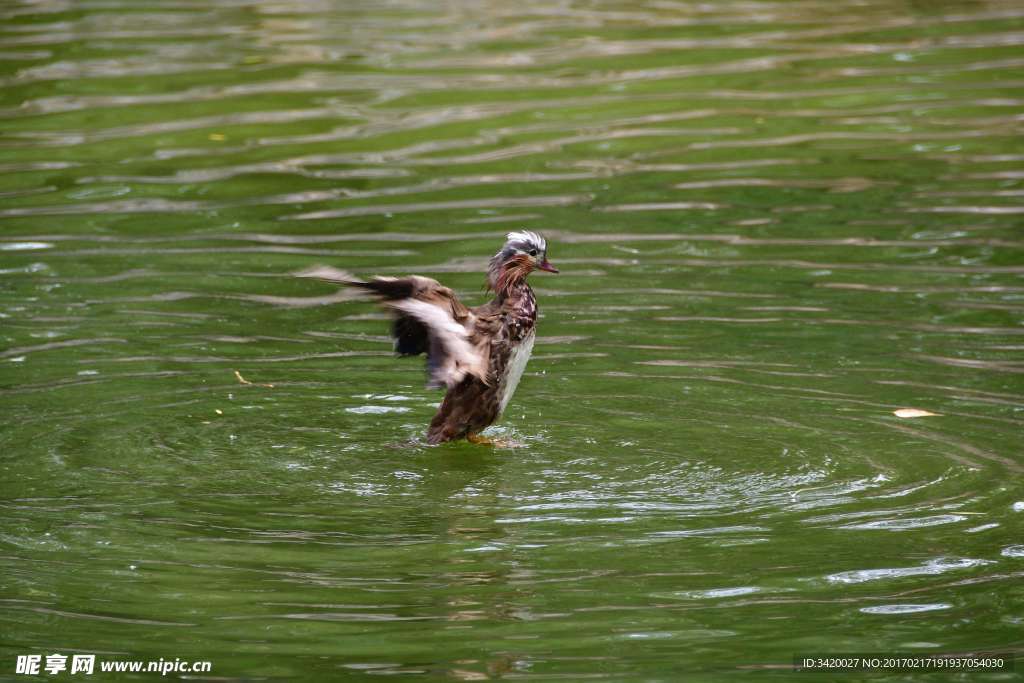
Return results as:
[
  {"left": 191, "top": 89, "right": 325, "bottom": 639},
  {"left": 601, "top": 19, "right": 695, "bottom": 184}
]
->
[{"left": 537, "top": 259, "right": 559, "bottom": 273}]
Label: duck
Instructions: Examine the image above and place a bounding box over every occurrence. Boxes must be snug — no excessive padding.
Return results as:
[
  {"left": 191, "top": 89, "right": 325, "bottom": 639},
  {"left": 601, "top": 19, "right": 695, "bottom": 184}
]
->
[{"left": 300, "top": 231, "right": 558, "bottom": 444}]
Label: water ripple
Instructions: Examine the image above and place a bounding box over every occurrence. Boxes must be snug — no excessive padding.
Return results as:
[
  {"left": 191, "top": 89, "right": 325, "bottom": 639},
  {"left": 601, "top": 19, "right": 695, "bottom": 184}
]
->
[
  {"left": 1, "top": 0, "right": 1022, "bottom": 676},
  {"left": 826, "top": 558, "right": 993, "bottom": 585}
]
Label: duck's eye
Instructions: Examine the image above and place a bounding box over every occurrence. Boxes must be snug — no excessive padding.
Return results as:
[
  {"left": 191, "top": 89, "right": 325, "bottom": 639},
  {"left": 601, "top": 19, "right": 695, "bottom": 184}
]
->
[{"left": 528, "top": 249, "right": 538, "bottom": 256}]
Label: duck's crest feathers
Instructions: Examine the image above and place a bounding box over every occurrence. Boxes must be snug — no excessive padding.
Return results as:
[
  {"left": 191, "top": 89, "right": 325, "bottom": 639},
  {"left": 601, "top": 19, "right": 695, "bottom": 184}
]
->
[{"left": 504, "top": 230, "right": 546, "bottom": 251}]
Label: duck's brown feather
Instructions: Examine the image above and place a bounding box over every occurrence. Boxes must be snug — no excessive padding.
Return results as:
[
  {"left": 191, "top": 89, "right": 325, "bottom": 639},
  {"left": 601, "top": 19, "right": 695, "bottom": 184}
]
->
[
  {"left": 427, "top": 282, "right": 536, "bottom": 443},
  {"left": 299, "top": 261, "right": 540, "bottom": 444}
]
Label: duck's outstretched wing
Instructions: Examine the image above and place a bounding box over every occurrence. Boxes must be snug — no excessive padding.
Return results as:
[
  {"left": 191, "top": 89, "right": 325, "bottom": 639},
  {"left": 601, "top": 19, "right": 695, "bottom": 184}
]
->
[{"left": 296, "top": 266, "right": 488, "bottom": 389}]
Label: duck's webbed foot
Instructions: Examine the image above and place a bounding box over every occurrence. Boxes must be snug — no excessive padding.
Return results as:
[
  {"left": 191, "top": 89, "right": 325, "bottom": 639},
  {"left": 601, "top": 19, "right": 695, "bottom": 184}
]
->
[{"left": 467, "top": 433, "right": 522, "bottom": 448}]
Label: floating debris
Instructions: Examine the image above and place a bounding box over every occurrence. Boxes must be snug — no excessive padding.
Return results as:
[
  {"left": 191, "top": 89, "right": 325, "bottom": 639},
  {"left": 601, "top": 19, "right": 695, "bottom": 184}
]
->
[
  {"left": 234, "top": 370, "right": 274, "bottom": 388},
  {"left": 893, "top": 408, "right": 939, "bottom": 418}
]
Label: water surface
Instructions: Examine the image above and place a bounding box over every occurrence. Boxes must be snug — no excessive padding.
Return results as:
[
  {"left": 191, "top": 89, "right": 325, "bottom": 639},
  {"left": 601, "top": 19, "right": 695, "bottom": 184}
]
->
[{"left": 1, "top": 0, "right": 1023, "bottom": 680}]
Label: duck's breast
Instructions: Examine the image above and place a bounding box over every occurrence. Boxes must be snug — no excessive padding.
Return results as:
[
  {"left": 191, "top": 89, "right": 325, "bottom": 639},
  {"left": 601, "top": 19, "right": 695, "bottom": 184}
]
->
[{"left": 497, "top": 331, "right": 535, "bottom": 416}]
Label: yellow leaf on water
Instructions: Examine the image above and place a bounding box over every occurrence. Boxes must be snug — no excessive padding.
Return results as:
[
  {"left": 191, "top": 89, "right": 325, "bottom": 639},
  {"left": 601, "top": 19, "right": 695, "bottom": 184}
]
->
[
  {"left": 234, "top": 369, "right": 274, "bottom": 388},
  {"left": 894, "top": 408, "right": 939, "bottom": 418}
]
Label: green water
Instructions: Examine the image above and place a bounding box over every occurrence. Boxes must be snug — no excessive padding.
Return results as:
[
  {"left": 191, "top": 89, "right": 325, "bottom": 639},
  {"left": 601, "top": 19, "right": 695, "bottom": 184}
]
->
[{"left": 1, "top": 0, "right": 1023, "bottom": 680}]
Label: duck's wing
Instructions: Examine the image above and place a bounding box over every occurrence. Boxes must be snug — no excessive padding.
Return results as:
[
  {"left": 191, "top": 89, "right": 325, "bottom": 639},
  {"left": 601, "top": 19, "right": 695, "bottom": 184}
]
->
[{"left": 297, "top": 267, "right": 488, "bottom": 389}]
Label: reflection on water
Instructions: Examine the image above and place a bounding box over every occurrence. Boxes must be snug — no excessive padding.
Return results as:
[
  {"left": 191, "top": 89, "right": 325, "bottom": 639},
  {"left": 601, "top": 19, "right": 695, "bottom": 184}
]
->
[{"left": 1, "top": 0, "right": 1023, "bottom": 679}]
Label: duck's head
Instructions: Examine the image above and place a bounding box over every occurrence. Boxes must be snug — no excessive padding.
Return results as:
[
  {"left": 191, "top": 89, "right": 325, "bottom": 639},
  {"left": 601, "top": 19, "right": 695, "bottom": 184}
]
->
[{"left": 487, "top": 231, "right": 557, "bottom": 294}]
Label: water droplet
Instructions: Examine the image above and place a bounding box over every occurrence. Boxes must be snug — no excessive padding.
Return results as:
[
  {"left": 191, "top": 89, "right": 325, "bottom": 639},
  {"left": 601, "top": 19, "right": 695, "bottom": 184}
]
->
[{"left": 346, "top": 406, "right": 411, "bottom": 414}]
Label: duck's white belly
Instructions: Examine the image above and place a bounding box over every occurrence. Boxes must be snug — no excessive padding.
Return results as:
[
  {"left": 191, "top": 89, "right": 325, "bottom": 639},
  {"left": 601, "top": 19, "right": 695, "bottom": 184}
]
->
[{"left": 497, "top": 331, "right": 534, "bottom": 415}]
